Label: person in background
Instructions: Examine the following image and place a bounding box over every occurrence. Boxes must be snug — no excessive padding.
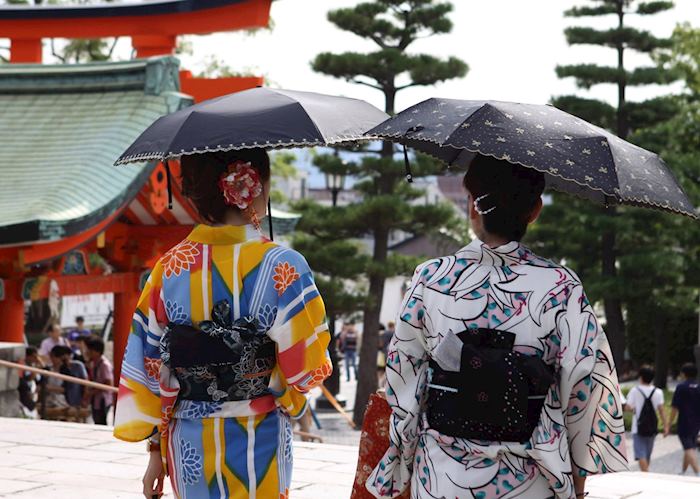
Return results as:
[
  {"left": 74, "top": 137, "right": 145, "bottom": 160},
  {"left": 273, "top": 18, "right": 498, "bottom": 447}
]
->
[
  {"left": 59, "top": 347, "right": 88, "bottom": 410},
  {"left": 38, "top": 323, "right": 69, "bottom": 365},
  {"left": 625, "top": 366, "right": 668, "bottom": 472},
  {"left": 73, "top": 335, "right": 91, "bottom": 365},
  {"left": 665, "top": 363, "right": 700, "bottom": 476},
  {"left": 18, "top": 346, "right": 42, "bottom": 417},
  {"left": 380, "top": 321, "right": 395, "bottom": 359},
  {"left": 84, "top": 337, "right": 114, "bottom": 425},
  {"left": 341, "top": 322, "right": 359, "bottom": 382},
  {"left": 43, "top": 345, "right": 72, "bottom": 410},
  {"left": 68, "top": 316, "right": 91, "bottom": 362}
]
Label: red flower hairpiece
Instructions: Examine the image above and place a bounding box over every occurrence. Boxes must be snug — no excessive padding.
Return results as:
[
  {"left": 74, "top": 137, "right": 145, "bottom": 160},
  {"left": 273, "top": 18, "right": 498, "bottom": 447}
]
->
[
  {"left": 218, "top": 160, "right": 264, "bottom": 231},
  {"left": 219, "top": 161, "right": 263, "bottom": 209}
]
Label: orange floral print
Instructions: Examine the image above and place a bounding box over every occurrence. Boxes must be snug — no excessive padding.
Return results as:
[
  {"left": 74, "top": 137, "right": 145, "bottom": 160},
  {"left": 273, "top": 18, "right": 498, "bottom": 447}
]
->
[
  {"left": 144, "top": 358, "right": 161, "bottom": 379},
  {"left": 161, "top": 240, "right": 200, "bottom": 278},
  {"left": 297, "top": 362, "right": 333, "bottom": 392},
  {"left": 160, "top": 404, "right": 174, "bottom": 437},
  {"left": 273, "top": 262, "right": 300, "bottom": 296}
]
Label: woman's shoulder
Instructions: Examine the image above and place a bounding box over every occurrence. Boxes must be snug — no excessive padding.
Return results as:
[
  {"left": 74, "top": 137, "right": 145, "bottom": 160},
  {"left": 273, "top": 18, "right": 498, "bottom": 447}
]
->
[{"left": 258, "top": 243, "right": 311, "bottom": 271}]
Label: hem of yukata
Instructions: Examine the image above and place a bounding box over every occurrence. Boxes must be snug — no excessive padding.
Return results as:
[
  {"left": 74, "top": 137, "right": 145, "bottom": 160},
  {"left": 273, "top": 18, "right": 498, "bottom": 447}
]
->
[{"left": 165, "top": 408, "right": 293, "bottom": 499}]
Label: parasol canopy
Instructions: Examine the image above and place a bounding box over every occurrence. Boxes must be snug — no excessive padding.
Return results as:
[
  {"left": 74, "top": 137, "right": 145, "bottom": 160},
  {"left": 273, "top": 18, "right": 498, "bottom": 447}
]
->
[
  {"left": 367, "top": 98, "right": 697, "bottom": 218},
  {"left": 116, "top": 87, "right": 389, "bottom": 165}
]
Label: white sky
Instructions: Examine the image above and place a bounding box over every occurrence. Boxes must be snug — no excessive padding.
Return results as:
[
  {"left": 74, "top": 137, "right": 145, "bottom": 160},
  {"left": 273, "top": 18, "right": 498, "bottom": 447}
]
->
[{"left": 174, "top": 0, "right": 699, "bottom": 111}]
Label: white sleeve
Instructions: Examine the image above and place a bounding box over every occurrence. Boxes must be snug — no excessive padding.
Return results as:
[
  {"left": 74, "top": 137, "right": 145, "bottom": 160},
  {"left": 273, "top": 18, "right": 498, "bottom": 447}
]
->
[
  {"left": 626, "top": 388, "right": 638, "bottom": 409},
  {"left": 38, "top": 339, "right": 49, "bottom": 357},
  {"left": 654, "top": 389, "right": 665, "bottom": 408}
]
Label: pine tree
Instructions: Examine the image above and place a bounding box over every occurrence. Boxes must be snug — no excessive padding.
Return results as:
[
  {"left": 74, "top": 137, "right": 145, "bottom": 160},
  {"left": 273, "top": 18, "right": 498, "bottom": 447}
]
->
[
  {"left": 312, "top": 0, "right": 467, "bottom": 425},
  {"left": 535, "top": 0, "right": 680, "bottom": 373}
]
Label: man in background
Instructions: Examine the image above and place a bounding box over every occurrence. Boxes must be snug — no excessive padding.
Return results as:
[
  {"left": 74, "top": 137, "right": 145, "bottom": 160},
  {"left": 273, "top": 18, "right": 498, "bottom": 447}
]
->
[
  {"left": 68, "top": 316, "right": 91, "bottom": 362},
  {"left": 666, "top": 363, "right": 700, "bottom": 476},
  {"left": 625, "top": 366, "right": 668, "bottom": 472},
  {"left": 340, "top": 323, "right": 359, "bottom": 382},
  {"left": 18, "top": 346, "right": 41, "bottom": 418},
  {"left": 38, "top": 324, "right": 69, "bottom": 365},
  {"left": 85, "top": 337, "right": 114, "bottom": 425}
]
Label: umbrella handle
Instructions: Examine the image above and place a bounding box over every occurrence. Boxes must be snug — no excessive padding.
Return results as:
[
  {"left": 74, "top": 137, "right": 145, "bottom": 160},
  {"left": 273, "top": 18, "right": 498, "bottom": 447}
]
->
[
  {"left": 268, "top": 197, "right": 274, "bottom": 241},
  {"left": 403, "top": 144, "right": 413, "bottom": 183},
  {"left": 165, "top": 161, "right": 173, "bottom": 210},
  {"left": 401, "top": 125, "right": 423, "bottom": 184}
]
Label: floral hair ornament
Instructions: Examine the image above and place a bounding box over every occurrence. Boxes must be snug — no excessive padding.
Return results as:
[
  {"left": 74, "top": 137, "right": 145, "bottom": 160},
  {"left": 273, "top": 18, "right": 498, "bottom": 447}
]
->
[
  {"left": 473, "top": 193, "right": 496, "bottom": 215},
  {"left": 218, "top": 160, "right": 264, "bottom": 231}
]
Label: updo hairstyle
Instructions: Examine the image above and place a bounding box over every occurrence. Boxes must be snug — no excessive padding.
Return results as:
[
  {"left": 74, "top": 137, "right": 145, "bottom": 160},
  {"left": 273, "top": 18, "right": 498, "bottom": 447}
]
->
[
  {"left": 180, "top": 149, "right": 270, "bottom": 225},
  {"left": 462, "top": 154, "right": 545, "bottom": 241}
]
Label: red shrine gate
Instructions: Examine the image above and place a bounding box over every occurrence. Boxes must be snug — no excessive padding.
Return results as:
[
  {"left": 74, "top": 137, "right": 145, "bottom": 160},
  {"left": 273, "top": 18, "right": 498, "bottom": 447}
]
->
[{"left": 0, "top": 0, "right": 271, "bottom": 382}]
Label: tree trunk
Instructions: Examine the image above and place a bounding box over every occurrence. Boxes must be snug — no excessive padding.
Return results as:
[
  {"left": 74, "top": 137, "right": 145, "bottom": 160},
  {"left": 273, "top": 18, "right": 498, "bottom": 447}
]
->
[
  {"left": 353, "top": 83, "right": 396, "bottom": 426},
  {"left": 601, "top": 2, "right": 627, "bottom": 377},
  {"left": 353, "top": 228, "right": 389, "bottom": 426},
  {"left": 602, "top": 223, "right": 626, "bottom": 376},
  {"left": 653, "top": 310, "right": 668, "bottom": 389}
]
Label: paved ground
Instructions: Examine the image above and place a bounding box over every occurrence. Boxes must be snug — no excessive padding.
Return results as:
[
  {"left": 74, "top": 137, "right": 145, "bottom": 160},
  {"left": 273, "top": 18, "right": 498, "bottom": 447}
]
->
[
  {"left": 1, "top": 417, "right": 699, "bottom": 498},
  {"left": 0, "top": 417, "right": 357, "bottom": 498}
]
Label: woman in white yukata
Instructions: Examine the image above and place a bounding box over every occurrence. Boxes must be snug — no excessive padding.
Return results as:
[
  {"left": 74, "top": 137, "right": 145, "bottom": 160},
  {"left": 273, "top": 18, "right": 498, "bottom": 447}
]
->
[{"left": 367, "top": 155, "right": 628, "bottom": 499}]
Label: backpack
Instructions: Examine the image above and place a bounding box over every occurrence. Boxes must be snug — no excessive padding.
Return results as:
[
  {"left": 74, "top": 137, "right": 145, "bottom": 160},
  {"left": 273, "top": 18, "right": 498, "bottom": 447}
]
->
[{"left": 636, "top": 387, "right": 659, "bottom": 437}]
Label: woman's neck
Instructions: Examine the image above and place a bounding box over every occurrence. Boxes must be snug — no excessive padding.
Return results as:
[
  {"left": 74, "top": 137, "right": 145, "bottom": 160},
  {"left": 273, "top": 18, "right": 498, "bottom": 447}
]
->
[{"left": 476, "top": 231, "right": 511, "bottom": 248}]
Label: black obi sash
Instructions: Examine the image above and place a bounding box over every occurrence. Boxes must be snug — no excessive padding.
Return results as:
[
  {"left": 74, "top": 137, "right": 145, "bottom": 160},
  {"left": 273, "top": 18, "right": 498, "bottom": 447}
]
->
[
  {"left": 160, "top": 300, "right": 275, "bottom": 402},
  {"left": 426, "top": 328, "right": 554, "bottom": 443}
]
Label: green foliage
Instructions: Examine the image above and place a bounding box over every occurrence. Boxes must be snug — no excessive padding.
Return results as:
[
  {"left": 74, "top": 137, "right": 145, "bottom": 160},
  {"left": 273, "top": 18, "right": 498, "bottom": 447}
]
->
[
  {"left": 565, "top": 5, "right": 618, "bottom": 17},
  {"left": 655, "top": 23, "right": 700, "bottom": 95},
  {"left": 564, "top": 26, "right": 673, "bottom": 52},
  {"left": 550, "top": 95, "right": 616, "bottom": 129},
  {"left": 542, "top": 1, "right": 689, "bottom": 376},
  {"left": 312, "top": 0, "right": 467, "bottom": 111},
  {"left": 310, "top": 0, "right": 467, "bottom": 424},
  {"left": 636, "top": 1, "right": 675, "bottom": 15}
]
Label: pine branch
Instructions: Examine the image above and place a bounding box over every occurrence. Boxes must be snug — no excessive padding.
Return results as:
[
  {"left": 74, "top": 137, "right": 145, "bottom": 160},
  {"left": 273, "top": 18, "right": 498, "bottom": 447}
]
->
[
  {"left": 564, "top": 26, "right": 672, "bottom": 52},
  {"left": 628, "top": 66, "right": 679, "bottom": 85},
  {"left": 106, "top": 37, "right": 119, "bottom": 59},
  {"left": 564, "top": 5, "right": 617, "bottom": 17},
  {"left": 351, "top": 79, "right": 383, "bottom": 90},
  {"left": 551, "top": 95, "right": 616, "bottom": 130},
  {"left": 636, "top": 1, "right": 675, "bottom": 15},
  {"left": 50, "top": 39, "right": 66, "bottom": 63},
  {"left": 556, "top": 64, "right": 622, "bottom": 89}
]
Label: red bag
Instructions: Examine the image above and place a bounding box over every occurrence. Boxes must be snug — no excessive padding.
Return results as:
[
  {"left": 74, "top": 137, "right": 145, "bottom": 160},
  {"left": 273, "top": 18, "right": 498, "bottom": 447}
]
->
[{"left": 351, "top": 392, "right": 410, "bottom": 499}]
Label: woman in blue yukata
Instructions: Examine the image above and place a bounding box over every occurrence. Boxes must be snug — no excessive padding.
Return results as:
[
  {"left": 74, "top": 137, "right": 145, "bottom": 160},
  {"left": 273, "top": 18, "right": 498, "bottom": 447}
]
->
[
  {"left": 367, "top": 155, "right": 628, "bottom": 499},
  {"left": 114, "top": 149, "right": 332, "bottom": 498}
]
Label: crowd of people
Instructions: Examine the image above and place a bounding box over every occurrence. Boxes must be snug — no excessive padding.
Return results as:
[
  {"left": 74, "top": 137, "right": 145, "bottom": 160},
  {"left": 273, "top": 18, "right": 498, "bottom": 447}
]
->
[{"left": 18, "top": 316, "right": 114, "bottom": 426}]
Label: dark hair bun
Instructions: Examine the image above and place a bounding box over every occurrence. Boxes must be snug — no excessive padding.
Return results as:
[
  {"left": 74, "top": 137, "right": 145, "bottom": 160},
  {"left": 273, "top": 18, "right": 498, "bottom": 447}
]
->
[
  {"left": 463, "top": 155, "right": 545, "bottom": 241},
  {"left": 180, "top": 149, "right": 271, "bottom": 224}
]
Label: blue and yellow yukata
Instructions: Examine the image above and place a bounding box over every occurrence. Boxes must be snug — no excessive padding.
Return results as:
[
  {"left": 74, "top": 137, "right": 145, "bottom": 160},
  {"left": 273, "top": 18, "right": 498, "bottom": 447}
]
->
[{"left": 114, "top": 224, "right": 332, "bottom": 498}]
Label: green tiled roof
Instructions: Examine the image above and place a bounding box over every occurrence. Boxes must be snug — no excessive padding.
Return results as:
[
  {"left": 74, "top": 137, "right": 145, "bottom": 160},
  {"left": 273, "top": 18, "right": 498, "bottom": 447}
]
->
[{"left": 0, "top": 57, "right": 192, "bottom": 246}]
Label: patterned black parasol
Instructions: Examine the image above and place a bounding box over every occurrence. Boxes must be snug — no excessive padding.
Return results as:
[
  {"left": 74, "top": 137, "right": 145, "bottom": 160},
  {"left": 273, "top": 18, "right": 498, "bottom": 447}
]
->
[{"left": 367, "top": 98, "right": 697, "bottom": 218}]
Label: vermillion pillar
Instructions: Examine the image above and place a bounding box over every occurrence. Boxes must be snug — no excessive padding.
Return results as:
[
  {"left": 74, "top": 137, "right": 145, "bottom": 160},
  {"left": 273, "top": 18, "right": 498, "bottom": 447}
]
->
[
  {"left": 112, "top": 282, "right": 140, "bottom": 386},
  {"left": 132, "top": 35, "right": 176, "bottom": 58},
  {"left": 10, "top": 38, "right": 42, "bottom": 63},
  {"left": 0, "top": 280, "right": 25, "bottom": 343}
]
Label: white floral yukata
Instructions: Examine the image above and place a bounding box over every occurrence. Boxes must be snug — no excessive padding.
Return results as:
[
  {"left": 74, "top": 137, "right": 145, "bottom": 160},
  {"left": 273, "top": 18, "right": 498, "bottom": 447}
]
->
[{"left": 367, "top": 239, "right": 628, "bottom": 499}]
